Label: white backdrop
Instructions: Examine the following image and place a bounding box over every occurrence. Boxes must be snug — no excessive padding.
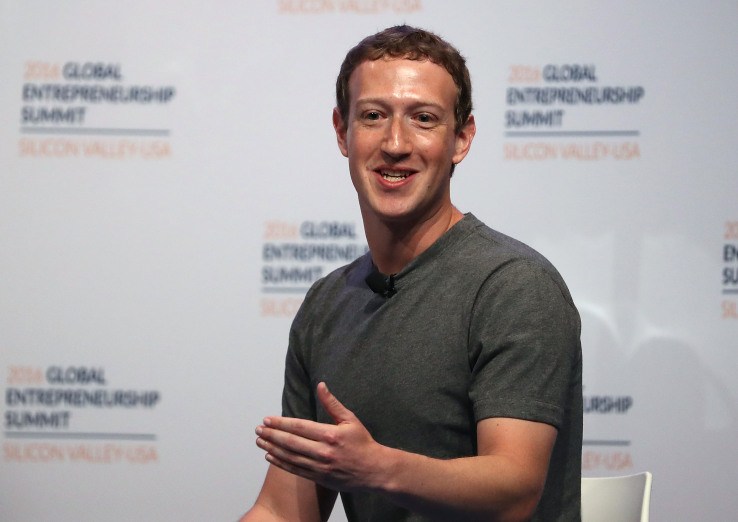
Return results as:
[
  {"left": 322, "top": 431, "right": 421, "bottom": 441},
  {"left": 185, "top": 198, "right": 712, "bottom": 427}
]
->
[{"left": 1, "top": 1, "right": 737, "bottom": 520}]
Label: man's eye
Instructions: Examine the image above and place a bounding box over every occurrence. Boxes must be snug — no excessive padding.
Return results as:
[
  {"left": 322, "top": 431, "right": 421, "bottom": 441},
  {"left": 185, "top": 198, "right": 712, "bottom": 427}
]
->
[
  {"left": 363, "top": 111, "right": 380, "bottom": 120},
  {"left": 416, "top": 113, "right": 435, "bottom": 124}
]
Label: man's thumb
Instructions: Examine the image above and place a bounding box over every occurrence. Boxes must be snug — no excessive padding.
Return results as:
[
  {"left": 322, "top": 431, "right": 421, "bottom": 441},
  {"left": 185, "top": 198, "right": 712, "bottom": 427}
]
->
[{"left": 317, "top": 382, "right": 352, "bottom": 424}]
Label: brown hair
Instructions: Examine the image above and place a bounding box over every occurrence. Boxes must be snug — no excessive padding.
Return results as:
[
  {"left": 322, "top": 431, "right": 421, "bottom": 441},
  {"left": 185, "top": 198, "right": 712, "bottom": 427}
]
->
[{"left": 336, "top": 25, "right": 473, "bottom": 133}]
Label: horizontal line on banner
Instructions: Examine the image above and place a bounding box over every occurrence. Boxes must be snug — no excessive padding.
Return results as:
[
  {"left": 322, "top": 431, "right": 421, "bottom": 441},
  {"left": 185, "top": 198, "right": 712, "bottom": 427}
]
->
[
  {"left": 20, "top": 127, "right": 170, "bottom": 137},
  {"left": 723, "top": 289, "right": 738, "bottom": 294},
  {"left": 583, "top": 439, "right": 631, "bottom": 447},
  {"left": 4, "top": 432, "right": 157, "bottom": 441},
  {"left": 261, "top": 287, "right": 310, "bottom": 294},
  {"left": 504, "top": 130, "right": 640, "bottom": 138}
]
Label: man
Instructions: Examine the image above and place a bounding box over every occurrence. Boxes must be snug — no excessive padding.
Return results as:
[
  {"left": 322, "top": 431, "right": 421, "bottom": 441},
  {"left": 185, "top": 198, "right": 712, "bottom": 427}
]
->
[{"left": 243, "top": 25, "right": 582, "bottom": 521}]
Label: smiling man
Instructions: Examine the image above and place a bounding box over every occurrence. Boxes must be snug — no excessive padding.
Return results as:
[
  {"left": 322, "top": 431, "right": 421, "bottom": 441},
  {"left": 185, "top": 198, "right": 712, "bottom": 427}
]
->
[{"left": 242, "top": 26, "right": 582, "bottom": 521}]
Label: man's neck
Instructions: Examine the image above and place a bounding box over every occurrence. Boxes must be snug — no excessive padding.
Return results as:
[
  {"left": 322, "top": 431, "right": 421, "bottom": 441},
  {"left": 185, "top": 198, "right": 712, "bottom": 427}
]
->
[{"left": 363, "top": 206, "right": 464, "bottom": 275}]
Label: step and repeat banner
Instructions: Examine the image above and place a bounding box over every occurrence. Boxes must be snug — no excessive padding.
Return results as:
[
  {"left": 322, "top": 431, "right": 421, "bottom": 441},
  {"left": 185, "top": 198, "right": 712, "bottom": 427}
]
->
[{"left": 1, "top": 1, "right": 736, "bottom": 520}]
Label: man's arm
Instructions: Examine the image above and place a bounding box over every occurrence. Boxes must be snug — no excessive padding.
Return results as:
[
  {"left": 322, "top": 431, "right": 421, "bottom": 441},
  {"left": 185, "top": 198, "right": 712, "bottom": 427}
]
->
[
  {"left": 380, "top": 416, "right": 556, "bottom": 520},
  {"left": 256, "top": 382, "right": 556, "bottom": 521},
  {"left": 240, "top": 463, "right": 338, "bottom": 522}
]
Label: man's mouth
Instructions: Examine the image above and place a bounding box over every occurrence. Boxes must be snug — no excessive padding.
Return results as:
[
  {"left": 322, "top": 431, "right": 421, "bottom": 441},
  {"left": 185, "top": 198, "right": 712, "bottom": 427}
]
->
[{"left": 380, "top": 170, "right": 411, "bottom": 183}]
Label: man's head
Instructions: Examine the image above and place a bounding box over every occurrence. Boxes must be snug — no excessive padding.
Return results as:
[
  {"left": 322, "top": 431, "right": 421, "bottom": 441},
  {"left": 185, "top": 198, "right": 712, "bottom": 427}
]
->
[
  {"left": 336, "top": 25, "right": 473, "bottom": 134},
  {"left": 331, "top": 26, "right": 476, "bottom": 229}
]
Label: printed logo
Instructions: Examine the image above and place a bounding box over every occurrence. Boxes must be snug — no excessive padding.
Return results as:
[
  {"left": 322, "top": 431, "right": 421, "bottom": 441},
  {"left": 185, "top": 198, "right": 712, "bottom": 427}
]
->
[
  {"left": 277, "top": 0, "right": 422, "bottom": 14},
  {"left": 18, "top": 61, "right": 176, "bottom": 160},
  {"left": 3, "top": 365, "right": 160, "bottom": 464},
  {"left": 723, "top": 220, "right": 738, "bottom": 319},
  {"left": 582, "top": 389, "right": 635, "bottom": 472},
  {"left": 503, "top": 64, "right": 645, "bottom": 162},
  {"left": 260, "top": 219, "right": 368, "bottom": 317}
]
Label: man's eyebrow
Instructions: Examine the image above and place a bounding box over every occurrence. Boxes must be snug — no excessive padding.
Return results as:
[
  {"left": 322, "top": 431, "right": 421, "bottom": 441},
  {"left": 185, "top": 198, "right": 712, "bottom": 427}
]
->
[{"left": 354, "top": 97, "right": 447, "bottom": 110}]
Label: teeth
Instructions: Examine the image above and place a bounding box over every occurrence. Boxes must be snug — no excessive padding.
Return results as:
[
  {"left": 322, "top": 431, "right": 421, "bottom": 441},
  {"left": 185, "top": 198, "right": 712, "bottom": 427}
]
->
[{"left": 381, "top": 171, "right": 409, "bottom": 181}]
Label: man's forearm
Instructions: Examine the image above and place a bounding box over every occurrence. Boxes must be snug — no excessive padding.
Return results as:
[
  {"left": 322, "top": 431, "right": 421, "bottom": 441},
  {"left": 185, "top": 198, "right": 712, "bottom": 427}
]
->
[
  {"left": 372, "top": 446, "right": 544, "bottom": 521},
  {"left": 241, "top": 464, "right": 337, "bottom": 522},
  {"left": 240, "top": 503, "right": 285, "bottom": 522}
]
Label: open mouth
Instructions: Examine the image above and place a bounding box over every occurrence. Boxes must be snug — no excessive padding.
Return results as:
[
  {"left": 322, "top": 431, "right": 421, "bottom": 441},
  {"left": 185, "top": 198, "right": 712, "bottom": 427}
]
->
[{"left": 380, "top": 170, "right": 411, "bottom": 182}]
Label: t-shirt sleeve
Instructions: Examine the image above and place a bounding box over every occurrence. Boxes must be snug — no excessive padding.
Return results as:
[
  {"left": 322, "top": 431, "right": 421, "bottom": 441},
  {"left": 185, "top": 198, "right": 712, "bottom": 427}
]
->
[
  {"left": 468, "top": 260, "right": 581, "bottom": 429},
  {"left": 281, "top": 293, "right": 318, "bottom": 421}
]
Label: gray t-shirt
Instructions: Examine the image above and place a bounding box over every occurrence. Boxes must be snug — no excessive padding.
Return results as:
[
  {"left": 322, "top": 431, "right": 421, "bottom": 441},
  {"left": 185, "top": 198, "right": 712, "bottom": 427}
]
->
[{"left": 283, "top": 213, "right": 582, "bottom": 521}]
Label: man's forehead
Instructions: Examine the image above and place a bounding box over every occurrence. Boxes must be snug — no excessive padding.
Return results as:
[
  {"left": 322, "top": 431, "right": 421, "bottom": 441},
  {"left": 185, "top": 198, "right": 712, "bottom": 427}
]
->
[
  {"left": 347, "top": 57, "right": 456, "bottom": 102},
  {"left": 351, "top": 56, "right": 447, "bottom": 78}
]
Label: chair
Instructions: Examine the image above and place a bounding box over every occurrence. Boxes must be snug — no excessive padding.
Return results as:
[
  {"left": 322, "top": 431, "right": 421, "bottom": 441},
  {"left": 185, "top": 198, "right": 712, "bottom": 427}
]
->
[{"left": 581, "top": 471, "right": 653, "bottom": 522}]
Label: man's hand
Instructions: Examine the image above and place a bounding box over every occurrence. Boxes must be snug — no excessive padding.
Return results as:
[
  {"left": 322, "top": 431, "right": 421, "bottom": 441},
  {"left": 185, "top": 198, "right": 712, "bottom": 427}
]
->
[
  {"left": 255, "top": 382, "right": 387, "bottom": 493},
  {"left": 254, "top": 383, "right": 556, "bottom": 520}
]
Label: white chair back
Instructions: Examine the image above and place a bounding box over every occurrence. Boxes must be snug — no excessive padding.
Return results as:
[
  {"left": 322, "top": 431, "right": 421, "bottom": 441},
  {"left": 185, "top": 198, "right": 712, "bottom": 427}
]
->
[{"left": 581, "top": 471, "right": 653, "bottom": 522}]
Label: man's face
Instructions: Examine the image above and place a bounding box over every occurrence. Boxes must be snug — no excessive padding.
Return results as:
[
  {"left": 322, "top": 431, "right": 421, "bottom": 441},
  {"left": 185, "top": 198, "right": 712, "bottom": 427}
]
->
[{"left": 333, "top": 58, "right": 475, "bottom": 226}]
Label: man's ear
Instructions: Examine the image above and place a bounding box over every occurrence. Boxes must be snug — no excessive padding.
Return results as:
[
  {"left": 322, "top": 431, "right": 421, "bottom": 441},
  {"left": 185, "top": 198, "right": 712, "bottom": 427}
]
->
[
  {"left": 333, "top": 107, "right": 349, "bottom": 158},
  {"left": 452, "top": 114, "right": 476, "bottom": 165}
]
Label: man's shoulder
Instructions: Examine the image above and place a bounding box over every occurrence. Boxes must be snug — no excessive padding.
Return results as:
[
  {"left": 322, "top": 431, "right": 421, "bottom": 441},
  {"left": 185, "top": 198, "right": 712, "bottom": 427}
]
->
[
  {"left": 455, "top": 214, "right": 560, "bottom": 274},
  {"left": 452, "top": 214, "right": 576, "bottom": 306}
]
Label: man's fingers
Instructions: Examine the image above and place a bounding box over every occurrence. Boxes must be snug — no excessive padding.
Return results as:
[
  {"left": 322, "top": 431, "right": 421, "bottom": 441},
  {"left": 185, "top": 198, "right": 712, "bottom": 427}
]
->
[
  {"left": 317, "top": 382, "right": 354, "bottom": 424},
  {"left": 257, "top": 423, "right": 328, "bottom": 463},
  {"left": 264, "top": 412, "right": 337, "bottom": 439},
  {"left": 254, "top": 382, "right": 355, "bottom": 468},
  {"left": 259, "top": 416, "right": 328, "bottom": 444}
]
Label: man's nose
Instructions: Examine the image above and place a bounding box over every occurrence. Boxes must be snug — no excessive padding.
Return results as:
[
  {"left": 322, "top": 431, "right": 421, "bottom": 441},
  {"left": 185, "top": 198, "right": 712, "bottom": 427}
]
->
[{"left": 381, "top": 117, "right": 412, "bottom": 158}]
